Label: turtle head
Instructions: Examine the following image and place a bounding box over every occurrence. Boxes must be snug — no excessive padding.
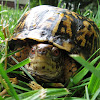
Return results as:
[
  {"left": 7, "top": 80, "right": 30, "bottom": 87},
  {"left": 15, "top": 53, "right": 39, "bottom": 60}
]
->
[{"left": 24, "top": 43, "right": 65, "bottom": 82}]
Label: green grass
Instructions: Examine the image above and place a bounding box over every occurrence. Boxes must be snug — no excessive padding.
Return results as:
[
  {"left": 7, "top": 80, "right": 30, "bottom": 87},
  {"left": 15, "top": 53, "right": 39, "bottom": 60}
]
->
[{"left": 0, "top": 1, "right": 100, "bottom": 100}]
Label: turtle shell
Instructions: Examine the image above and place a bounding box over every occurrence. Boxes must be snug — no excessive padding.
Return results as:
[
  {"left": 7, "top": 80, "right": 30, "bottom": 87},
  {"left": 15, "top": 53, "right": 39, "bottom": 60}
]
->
[{"left": 9, "top": 5, "right": 100, "bottom": 59}]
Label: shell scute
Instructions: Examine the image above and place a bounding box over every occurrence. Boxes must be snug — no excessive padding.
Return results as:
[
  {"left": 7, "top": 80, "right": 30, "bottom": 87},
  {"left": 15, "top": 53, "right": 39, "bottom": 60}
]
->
[{"left": 10, "top": 5, "right": 99, "bottom": 59}]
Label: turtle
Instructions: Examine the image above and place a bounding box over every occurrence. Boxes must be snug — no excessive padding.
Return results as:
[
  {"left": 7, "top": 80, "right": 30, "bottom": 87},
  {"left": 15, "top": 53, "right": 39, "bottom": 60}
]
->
[{"left": 8, "top": 5, "right": 100, "bottom": 83}]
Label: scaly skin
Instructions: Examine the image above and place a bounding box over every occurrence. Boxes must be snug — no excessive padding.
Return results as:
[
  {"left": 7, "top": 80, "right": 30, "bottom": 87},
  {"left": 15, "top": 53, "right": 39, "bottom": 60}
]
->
[{"left": 24, "top": 43, "right": 78, "bottom": 83}]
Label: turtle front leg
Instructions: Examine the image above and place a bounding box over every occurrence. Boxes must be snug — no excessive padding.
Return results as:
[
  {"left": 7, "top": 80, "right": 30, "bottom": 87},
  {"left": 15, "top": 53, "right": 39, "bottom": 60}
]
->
[
  {"left": 63, "top": 57, "right": 79, "bottom": 85},
  {"left": 8, "top": 46, "right": 31, "bottom": 65}
]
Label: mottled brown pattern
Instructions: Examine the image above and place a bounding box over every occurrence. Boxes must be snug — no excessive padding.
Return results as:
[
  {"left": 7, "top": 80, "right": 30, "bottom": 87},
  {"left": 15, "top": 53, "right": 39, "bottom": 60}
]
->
[
  {"left": 64, "top": 58, "right": 78, "bottom": 83},
  {"left": 10, "top": 5, "right": 99, "bottom": 58},
  {"left": 52, "top": 13, "right": 64, "bottom": 36},
  {"left": 63, "top": 15, "right": 73, "bottom": 37},
  {"left": 61, "top": 27, "right": 65, "bottom": 33},
  {"left": 9, "top": 46, "right": 30, "bottom": 65},
  {"left": 71, "top": 12, "right": 79, "bottom": 19},
  {"left": 77, "top": 21, "right": 97, "bottom": 48}
]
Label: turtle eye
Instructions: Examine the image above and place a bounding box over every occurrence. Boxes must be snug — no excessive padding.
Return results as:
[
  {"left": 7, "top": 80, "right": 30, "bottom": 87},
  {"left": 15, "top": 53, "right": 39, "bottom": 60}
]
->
[
  {"left": 31, "top": 48, "right": 35, "bottom": 54},
  {"left": 52, "top": 47, "right": 60, "bottom": 57}
]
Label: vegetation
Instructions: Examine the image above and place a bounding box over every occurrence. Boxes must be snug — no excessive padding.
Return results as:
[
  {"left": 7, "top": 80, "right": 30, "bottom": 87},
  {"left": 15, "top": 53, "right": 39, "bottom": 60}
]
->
[{"left": 0, "top": 0, "right": 100, "bottom": 100}]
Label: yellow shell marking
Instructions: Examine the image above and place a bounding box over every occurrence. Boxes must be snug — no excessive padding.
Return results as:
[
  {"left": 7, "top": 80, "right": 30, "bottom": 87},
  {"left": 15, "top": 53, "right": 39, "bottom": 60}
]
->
[
  {"left": 66, "top": 11, "right": 71, "bottom": 15},
  {"left": 63, "top": 15, "right": 73, "bottom": 37},
  {"left": 52, "top": 13, "right": 64, "bottom": 36},
  {"left": 61, "top": 27, "right": 66, "bottom": 33},
  {"left": 77, "top": 21, "right": 97, "bottom": 47},
  {"left": 71, "top": 12, "right": 78, "bottom": 19},
  {"left": 78, "top": 15, "right": 83, "bottom": 19},
  {"left": 15, "top": 11, "right": 30, "bottom": 32},
  {"left": 63, "top": 41, "right": 74, "bottom": 51}
]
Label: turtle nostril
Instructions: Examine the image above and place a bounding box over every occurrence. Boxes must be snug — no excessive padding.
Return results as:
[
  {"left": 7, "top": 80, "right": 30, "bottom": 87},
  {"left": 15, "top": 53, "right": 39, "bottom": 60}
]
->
[{"left": 37, "top": 48, "right": 47, "bottom": 55}]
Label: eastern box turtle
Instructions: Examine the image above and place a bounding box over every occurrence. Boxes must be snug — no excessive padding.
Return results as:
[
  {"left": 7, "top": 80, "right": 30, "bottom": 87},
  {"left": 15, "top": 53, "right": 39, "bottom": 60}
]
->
[{"left": 8, "top": 5, "right": 100, "bottom": 83}]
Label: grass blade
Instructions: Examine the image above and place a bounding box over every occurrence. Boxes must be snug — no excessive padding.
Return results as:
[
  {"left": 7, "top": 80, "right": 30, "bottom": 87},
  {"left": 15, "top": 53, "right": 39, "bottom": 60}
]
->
[
  {"left": 91, "top": 88, "right": 100, "bottom": 100},
  {"left": 67, "top": 67, "right": 88, "bottom": 88},
  {"left": 0, "top": 96, "right": 4, "bottom": 100},
  {"left": 45, "top": 88, "right": 70, "bottom": 99},
  {"left": 12, "top": 84, "right": 30, "bottom": 92},
  {"left": 54, "top": 97, "right": 87, "bottom": 100},
  {"left": 5, "top": 90, "right": 38, "bottom": 100},
  {"left": 5, "top": 88, "right": 69, "bottom": 100},
  {"left": 70, "top": 82, "right": 89, "bottom": 89},
  {"left": 70, "top": 55, "right": 100, "bottom": 79},
  {"left": 6, "top": 58, "right": 30, "bottom": 73},
  {"left": 39, "top": 0, "right": 42, "bottom": 5},
  {"left": 57, "top": 0, "right": 62, "bottom": 7},
  {"left": 21, "top": 66, "right": 36, "bottom": 82},
  {"left": 88, "top": 62, "right": 100, "bottom": 96},
  {"left": 0, "top": 63, "right": 19, "bottom": 100},
  {"left": 67, "top": 55, "right": 100, "bottom": 88},
  {"left": 7, "top": 57, "right": 36, "bottom": 82},
  {"left": 85, "top": 85, "right": 89, "bottom": 100},
  {"left": 23, "top": 88, "right": 70, "bottom": 100}
]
